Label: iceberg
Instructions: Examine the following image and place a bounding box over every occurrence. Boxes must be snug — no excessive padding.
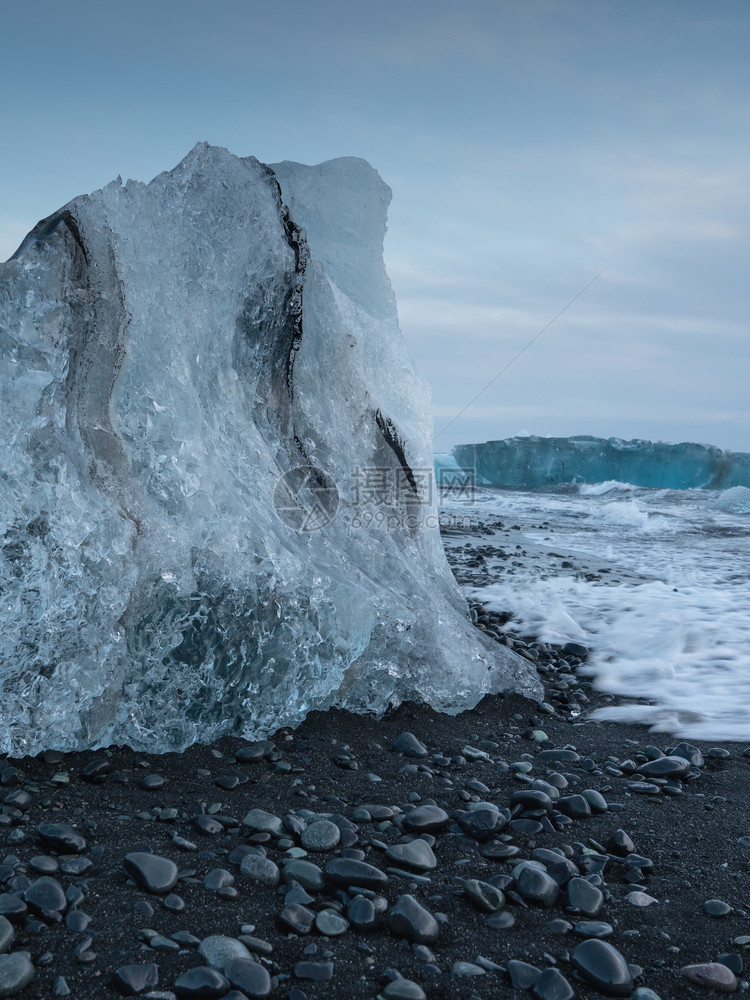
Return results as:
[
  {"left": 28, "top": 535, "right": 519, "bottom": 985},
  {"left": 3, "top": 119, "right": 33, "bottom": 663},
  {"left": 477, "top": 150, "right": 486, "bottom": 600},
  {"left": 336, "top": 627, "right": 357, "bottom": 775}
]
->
[
  {"left": 452, "top": 435, "right": 750, "bottom": 490},
  {"left": 0, "top": 144, "right": 540, "bottom": 755}
]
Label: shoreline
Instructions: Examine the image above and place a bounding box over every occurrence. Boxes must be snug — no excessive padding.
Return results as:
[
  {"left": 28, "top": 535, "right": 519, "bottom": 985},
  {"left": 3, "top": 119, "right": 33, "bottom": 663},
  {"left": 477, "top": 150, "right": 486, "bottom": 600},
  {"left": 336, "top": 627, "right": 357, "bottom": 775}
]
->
[{"left": 2, "top": 535, "right": 749, "bottom": 999}]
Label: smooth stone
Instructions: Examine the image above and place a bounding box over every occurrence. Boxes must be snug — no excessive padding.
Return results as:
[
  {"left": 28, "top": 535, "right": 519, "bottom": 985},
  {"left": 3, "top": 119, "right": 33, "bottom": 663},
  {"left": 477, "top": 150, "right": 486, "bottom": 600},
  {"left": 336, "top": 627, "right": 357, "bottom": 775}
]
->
[
  {"left": 60, "top": 856, "right": 92, "bottom": 876},
  {"left": 533, "top": 967, "right": 575, "bottom": 1000},
  {"left": 28, "top": 856, "right": 58, "bottom": 875},
  {"left": 456, "top": 807, "right": 508, "bottom": 841},
  {"left": 682, "top": 963, "right": 738, "bottom": 992},
  {"left": 280, "top": 904, "right": 316, "bottom": 934},
  {"left": 632, "top": 990, "right": 663, "bottom": 1000},
  {"left": 582, "top": 789, "right": 608, "bottom": 813},
  {"left": 385, "top": 840, "right": 437, "bottom": 872},
  {"left": 0, "top": 917, "right": 12, "bottom": 955},
  {"left": 36, "top": 823, "right": 86, "bottom": 854},
  {"left": 225, "top": 957, "right": 272, "bottom": 998},
  {"left": 315, "top": 910, "right": 349, "bottom": 936},
  {"left": 402, "top": 805, "right": 450, "bottom": 833},
  {"left": 607, "top": 829, "right": 636, "bottom": 856},
  {"left": 240, "top": 854, "right": 280, "bottom": 887},
  {"left": 242, "top": 809, "right": 283, "bottom": 836},
  {"left": 123, "top": 853, "right": 178, "bottom": 895},
  {"left": 0, "top": 952, "right": 35, "bottom": 997},
  {"left": 575, "top": 921, "right": 614, "bottom": 938},
  {"left": 572, "top": 940, "right": 634, "bottom": 996},
  {"left": 24, "top": 877, "right": 67, "bottom": 914},
  {"left": 516, "top": 866, "right": 560, "bottom": 907},
  {"left": 387, "top": 894, "right": 439, "bottom": 944},
  {"left": 637, "top": 756, "right": 691, "bottom": 778},
  {"left": 66, "top": 909, "right": 91, "bottom": 931},
  {"left": 392, "top": 732, "right": 429, "bottom": 757},
  {"left": 557, "top": 795, "right": 592, "bottom": 818},
  {"left": 383, "top": 979, "right": 426, "bottom": 999},
  {"left": 671, "top": 742, "right": 704, "bottom": 766},
  {"left": 282, "top": 860, "right": 325, "bottom": 891},
  {"left": 0, "top": 898, "right": 27, "bottom": 924},
  {"left": 485, "top": 910, "right": 515, "bottom": 929},
  {"left": 346, "top": 894, "right": 378, "bottom": 930},
  {"left": 324, "top": 857, "right": 388, "bottom": 890},
  {"left": 293, "top": 961, "right": 334, "bottom": 981},
  {"left": 53, "top": 976, "right": 70, "bottom": 997},
  {"left": 507, "top": 960, "right": 541, "bottom": 989},
  {"left": 452, "top": 961, "right": 485, "bottom": 976},
  {"left": 194, "top": 815, "right": 223, "bottom": 835},
  {"left": 705, "top": 899, "right": 732, "bottom": 917},
  {"left": 174, "top": 966, "right": 230, "bottom": 998},
  {"left": 536, "top": 748, "right": 581, "bottom": 762},
  {"left": 510, "top": 789, "right": 554, "bottom": 813},
  {"left": 718, "top": 955, "right": 743, "bottom": 975},
  {"left": 627, "top": 891, "right": 658, "bottom": 907},
  {"left": 300, "top": 820, "right": 340, "bottom": 852},
  {"left": 111, "top": 963, "right": 159, "bottom": 996},
  {"left": 464, "top": 879, "right": 505, "bottom": 913},
  {"left": 567, "top": 877, "right": 604, "bottom": 917},
  {"left": 198, "top": 935, "right": 253, "bottom": 972}
]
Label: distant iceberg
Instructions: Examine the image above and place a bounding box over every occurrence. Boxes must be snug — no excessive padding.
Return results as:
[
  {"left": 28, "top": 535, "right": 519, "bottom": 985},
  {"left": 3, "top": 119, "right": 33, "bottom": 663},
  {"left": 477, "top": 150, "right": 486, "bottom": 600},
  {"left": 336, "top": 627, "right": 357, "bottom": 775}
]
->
[
  {"left": 451, "top": 435, "right": 750, "bottom": 490},
  {"left": 0, "top": 144, "right": 540, "bottom": 754}
]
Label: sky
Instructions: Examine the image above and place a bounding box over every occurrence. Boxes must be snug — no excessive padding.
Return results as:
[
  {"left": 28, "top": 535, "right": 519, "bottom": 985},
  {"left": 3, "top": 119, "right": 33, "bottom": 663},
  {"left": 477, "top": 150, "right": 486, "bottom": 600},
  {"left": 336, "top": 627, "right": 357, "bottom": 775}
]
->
[{"left": 1, "top": 0, "right": 748, "bottom": 454}]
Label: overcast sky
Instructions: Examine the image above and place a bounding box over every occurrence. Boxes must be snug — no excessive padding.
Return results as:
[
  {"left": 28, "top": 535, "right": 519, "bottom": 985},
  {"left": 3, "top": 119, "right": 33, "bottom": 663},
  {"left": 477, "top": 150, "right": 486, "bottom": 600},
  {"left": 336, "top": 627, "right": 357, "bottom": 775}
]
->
[{"left": 1, "top": 0, "right": 748, "bottom": 453}]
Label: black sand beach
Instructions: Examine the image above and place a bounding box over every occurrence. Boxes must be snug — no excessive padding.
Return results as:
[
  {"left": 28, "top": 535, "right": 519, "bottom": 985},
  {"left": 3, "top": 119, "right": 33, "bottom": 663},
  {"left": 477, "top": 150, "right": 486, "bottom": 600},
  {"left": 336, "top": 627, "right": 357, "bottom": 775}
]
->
[{"left": 1, "top": 529, "right": 749, "bottom": 1000}]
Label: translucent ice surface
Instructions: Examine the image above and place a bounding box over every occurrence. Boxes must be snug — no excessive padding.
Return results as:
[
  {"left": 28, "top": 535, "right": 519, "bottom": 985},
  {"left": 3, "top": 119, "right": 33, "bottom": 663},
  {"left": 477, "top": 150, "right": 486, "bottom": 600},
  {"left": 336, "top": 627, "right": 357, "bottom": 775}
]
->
[{"left": 0, "top": 144, "right": 540, "bottom": 754}]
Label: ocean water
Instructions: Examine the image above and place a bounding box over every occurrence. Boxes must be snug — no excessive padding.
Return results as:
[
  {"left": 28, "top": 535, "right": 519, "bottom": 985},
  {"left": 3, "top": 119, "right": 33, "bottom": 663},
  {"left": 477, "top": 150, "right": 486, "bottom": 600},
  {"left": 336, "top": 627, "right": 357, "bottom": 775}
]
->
[{"left": 440, "top": 482, "right": 750, "bottom": 741}]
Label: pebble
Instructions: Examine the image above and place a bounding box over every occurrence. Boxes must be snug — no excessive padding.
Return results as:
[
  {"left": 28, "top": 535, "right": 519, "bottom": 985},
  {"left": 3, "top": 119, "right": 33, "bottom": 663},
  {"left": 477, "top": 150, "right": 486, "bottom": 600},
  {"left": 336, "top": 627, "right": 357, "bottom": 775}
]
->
[
  {"left": 240, "top": 854, "right": 280, "bottom": 886},
  {"left": 198, "top": 935, "right": 253, "bottom": 971},
  {"left": 533, "top": 967, "right": 575, "bottom": 1000},
  {"left": 566, "top": 877, "right": 603, "bottom": 917},
  {"left": 293, "top": 961, "right": 334, "bottom": 981},
  {"left": 705, "top": 899, "right": 732, "bottom": 917},
  {"left": 325, "top": 858, "right": 388, "bottom": 890},
  {"left": 464, "top": 879, "right": 505, "bottom": 913},
  {"left": 637, "top": 756, "right": 691, "bottom": 778},
  {"left": 280, "top": 904, "right": 316, "bottom": 935},
  {"left": 0, "top": 918, "right": 12, "bottom": 955},
  {"left": 225, "top": 957, "right": 272, "bottom": 997},
  {"left": 516, "top": 866, "right": 560, "bottom": 907},
  {"left": 682, "top": 963, "right": 738, "bottom": 992},
  {"left": 123, "top": 852, "right": 179, "bottom": 894},
  {"left": 346, "top": 895, "right": 378, "bottom": 930},
  {"left": 282, "top": 860, "right": 325, "bottom": 891},
  {"left": 627, "top": 891, "right": 658, "bottom": 907},
  {"left": 507, "top": 959, "right": 542, "bottom": 989},
  {"left": 301, "top": 820, "right": 341, "bottom": 852},
  {"left": 387, "top": 894, "right": 440, "bottom": 944},
  {"left": 36, "top": 823, "right": 87, "bottom": 854},
  {"left": 383, "top": 979, "right": 426, "bottom": 999},
  {"left": 24, "top": 876, "right": 67, "bottom": 914},
  {"left": 571, "top": 940, "right": 634, "bottom": 997},
  {"left": 392, "top": 733, "right": 429, "bottom": 757},
  {"left": 402, "top": 805, "right": 450, "bottom": 833},
  {"left": 242, "top": 809, "right": 283, "bottom": 836},
  {"left": 0, "top": 952, "right": 35, "bottom": 997},
  {"left": 385, "top": 840, "right": 437, "bottom": 871},
  {"left": 111, "top": 963, "right": 159, "bottom": 996},
  {"left": 575, "top": 921, "right": 614, "bottom": 938},
  {"left": 174, "top": 966, "right": 230, "bottom": 998},
  {"left": 452, "top": 961, "right": 485, "bottom": 976},
  {"left": 315, "top": 910, "right": 349, "bottom": 936}
]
